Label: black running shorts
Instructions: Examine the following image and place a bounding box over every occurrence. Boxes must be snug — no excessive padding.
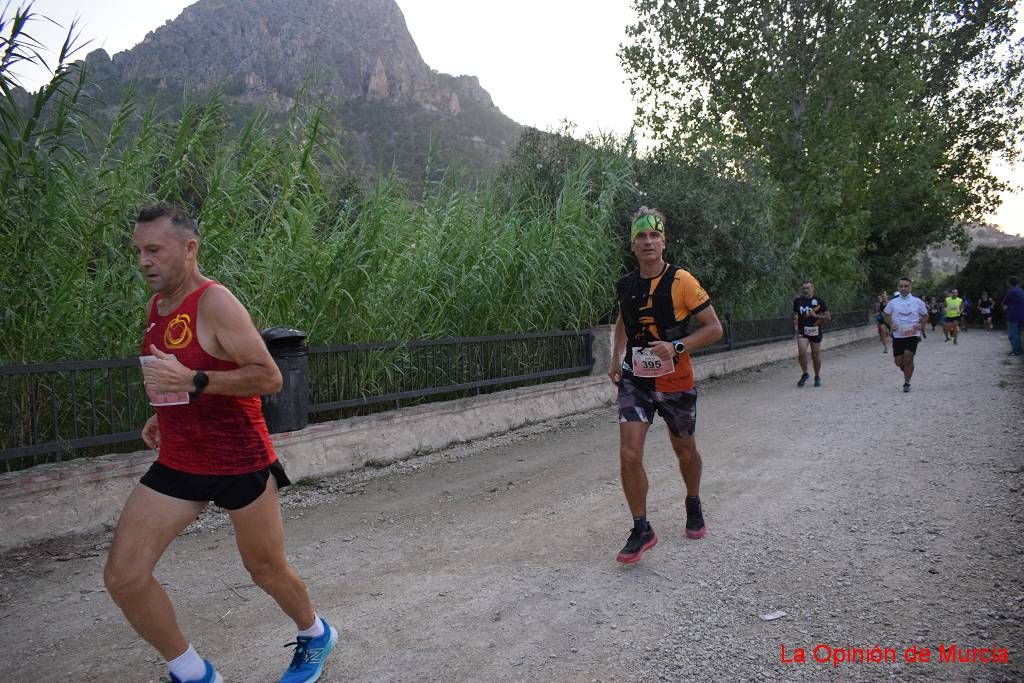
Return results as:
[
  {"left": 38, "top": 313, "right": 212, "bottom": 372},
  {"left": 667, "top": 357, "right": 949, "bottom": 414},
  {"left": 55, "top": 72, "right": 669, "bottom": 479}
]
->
[
  {"left": 140, "top": 460, "right": 291, "bottom": 510},
  {"left": 617, "top": 375, "right": 697, "bottom": 437},
  {"left": 892, "top": 336, "right": 920, "bottom": 356}
]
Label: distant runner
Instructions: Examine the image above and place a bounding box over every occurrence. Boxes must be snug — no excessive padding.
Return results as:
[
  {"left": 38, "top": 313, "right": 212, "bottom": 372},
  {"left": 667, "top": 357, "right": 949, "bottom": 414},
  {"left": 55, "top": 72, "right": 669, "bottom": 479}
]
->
[
  {"left": 792, "top": 281, "right": 832, "bottom": 386},
  {"left": 978, "top": 292, "right": 995, "bottom": 332},
  {"left": 927, "top": 296, "right": 942, "bottom": 332},
  {"left": 943, "top": 288, "right": 963, "bottom": 345},
  {"left": 883, "top": 277, "right": 929, "bottom": 393},
  {"left": 1003, "top": 276, "right": 1024, "bottom": 356},
  {"left": 874, "top": 291, "right": 890, "bottom": 354}
]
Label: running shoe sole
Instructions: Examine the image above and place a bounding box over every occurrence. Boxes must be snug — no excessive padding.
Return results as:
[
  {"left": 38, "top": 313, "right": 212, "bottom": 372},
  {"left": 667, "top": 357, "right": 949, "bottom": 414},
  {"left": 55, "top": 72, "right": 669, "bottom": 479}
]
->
[
  {"left": 616, "top": 533, "right": 658, "bottom": 564},
  {"left": 685, "top": 525, "right": 706, "bottom": 539}
]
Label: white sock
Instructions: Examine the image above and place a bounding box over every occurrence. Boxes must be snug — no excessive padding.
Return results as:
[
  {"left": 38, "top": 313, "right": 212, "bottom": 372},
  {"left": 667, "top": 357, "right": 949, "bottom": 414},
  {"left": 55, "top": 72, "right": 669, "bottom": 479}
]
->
[
  {"left": 298, "top": 613, "right": 325, "bottom": 638},
  {"left": 167, "top": 645, "right": 206, "bottom": 682}
]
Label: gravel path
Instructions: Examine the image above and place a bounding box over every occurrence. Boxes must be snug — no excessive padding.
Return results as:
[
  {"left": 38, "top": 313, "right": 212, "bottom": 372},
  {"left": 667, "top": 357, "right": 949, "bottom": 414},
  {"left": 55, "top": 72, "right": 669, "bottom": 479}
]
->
[{"left": 1, "top": 331, "right": 1021, "bottom": 682}]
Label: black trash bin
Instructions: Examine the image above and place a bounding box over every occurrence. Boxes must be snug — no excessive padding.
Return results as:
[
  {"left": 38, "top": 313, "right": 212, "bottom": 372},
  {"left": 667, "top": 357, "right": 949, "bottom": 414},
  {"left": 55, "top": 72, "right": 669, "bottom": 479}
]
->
[{"left": 261, "top": 327, "right": 309, "bottom": 433}]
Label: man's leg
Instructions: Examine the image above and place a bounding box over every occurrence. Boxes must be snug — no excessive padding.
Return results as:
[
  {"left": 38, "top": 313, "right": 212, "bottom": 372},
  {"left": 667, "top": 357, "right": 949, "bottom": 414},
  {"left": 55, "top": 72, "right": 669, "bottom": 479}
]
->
[
  {"left": 1008, "top": 321, "right": 1022, "bottom": 354},
  {"left": 668, "top": 432, "right": 701, "bottom": 497},
  {"left": 104, "top": 485, "right": 206, "bottom": 660},
  {"left": 619, "top": 422, "right": 652, "bottom": 518},
  {"left": 668, "top": 431, "right": 706, "bottom": 539},
  {"left": 810, "top": 342, "right": 822, "bottom": 376},
  {"left": 952, "top": 320, "right": 959, "bottom": 344},
  {"left": 616, "top": 421, "right": 658, "bottom": 562},
  {"left": 796, "top": 337, "right": 811, "bottom": 385},
  {"left": 901, "top": 350, "right": 915, "bottom": 383},
  {"left": 229, "top": 477, "right": 316, "bottom": 630},
  {"left": 796, "top": 337, "right": 809, "bottom": 374}
]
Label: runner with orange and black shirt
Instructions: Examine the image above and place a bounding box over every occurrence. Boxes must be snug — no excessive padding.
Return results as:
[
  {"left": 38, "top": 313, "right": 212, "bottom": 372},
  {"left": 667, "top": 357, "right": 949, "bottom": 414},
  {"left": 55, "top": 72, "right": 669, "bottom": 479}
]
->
[{"left": 608, "top": 207, "right": 723, "bottom": 563}]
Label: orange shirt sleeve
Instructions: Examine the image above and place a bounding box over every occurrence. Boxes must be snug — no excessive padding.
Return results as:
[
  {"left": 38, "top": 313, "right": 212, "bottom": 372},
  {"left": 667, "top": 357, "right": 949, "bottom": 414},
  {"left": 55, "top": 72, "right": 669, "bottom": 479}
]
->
[{"left": 671, "top": 269, "right": 710, "bottom": 320}]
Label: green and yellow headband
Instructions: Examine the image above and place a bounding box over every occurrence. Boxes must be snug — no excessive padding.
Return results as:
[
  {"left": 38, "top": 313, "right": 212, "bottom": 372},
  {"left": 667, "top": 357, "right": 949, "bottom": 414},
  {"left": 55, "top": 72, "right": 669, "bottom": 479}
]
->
[{"left": 630, "top": 214, "right": 665, "bottom": 241}]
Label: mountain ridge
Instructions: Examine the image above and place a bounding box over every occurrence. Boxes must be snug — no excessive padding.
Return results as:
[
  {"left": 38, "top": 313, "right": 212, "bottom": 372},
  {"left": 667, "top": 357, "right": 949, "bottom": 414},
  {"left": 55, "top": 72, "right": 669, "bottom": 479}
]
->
[{"left": 76, "top": 0, "right": 522, "bottom": 178}]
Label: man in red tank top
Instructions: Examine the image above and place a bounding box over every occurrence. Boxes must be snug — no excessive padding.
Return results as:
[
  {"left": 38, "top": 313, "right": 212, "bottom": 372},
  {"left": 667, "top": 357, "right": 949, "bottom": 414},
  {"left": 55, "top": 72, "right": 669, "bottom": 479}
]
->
[{"left": 103, "top": 203, "right": 337, "bottom": 683}]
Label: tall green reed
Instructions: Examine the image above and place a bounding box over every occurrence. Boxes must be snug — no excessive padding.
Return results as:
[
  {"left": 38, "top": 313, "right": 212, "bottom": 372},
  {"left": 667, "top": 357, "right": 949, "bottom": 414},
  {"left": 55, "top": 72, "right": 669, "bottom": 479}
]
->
[{"left": 0, "top": 7, "right": 631, "bottom": 364}]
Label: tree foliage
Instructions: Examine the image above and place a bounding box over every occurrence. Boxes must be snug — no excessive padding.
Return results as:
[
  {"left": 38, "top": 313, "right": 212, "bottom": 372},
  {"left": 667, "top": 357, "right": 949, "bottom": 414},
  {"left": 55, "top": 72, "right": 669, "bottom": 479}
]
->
[
  {"left": 956, "top": 245, "right": 1024, "bottom": 320},
  {"left": 621, "top": 0, "right": 1024, "bottom": 292}
]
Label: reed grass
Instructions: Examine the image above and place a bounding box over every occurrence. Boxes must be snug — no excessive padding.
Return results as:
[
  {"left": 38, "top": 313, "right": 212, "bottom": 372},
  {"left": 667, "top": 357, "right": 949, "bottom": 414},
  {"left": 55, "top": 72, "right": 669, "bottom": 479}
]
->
[{"left": 0, "top": 7, "right": 627, "bottom": 364}]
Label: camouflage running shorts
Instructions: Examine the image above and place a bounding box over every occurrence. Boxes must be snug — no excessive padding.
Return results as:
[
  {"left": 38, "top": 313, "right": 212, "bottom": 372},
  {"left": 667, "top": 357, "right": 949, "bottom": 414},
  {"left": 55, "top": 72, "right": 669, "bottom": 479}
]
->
[{"left": 617, "top": 375, "right": 698, "bottom": 437}]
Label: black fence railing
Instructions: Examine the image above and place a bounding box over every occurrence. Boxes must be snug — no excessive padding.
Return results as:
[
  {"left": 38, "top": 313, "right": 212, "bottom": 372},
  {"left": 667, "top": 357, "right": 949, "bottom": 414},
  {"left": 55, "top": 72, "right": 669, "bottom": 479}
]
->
[
  {"left": 0, "top": 330, "right": 594, "bottom": 471},
  {"left": 0, "top": 357, "right": 151, "bottom": 468},
  {"left": 307, "top": 331, "right": 593, "bottom": 416},
  {"left": 685, "top": 309, "right": 868, "bottom": 356},
  {"left": 0, "top": 312, "right": 870, "bottom": 471}
]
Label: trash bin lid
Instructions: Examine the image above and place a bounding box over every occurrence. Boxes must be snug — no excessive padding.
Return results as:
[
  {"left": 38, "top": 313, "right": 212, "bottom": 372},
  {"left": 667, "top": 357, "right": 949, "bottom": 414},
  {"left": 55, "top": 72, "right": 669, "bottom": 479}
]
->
[{"left": 262, "top": 326, "right": 307, "bottom": 347}]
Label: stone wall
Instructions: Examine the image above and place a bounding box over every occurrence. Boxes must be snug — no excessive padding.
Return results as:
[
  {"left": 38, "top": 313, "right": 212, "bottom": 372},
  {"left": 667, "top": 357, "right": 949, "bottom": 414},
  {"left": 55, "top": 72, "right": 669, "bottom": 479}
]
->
[{"left": 0, "top": 325, "right": 874, "bottom": 549}]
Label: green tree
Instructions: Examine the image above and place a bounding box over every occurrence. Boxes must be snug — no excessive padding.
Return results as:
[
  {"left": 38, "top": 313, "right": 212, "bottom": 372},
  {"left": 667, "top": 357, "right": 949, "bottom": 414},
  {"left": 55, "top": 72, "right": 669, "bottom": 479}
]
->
[
  {"left": 621, "top": 0, "right": 1024, "bottom": 292},
  {"left": 956, "top": 245, "right": 1024, "bottom": 322}
]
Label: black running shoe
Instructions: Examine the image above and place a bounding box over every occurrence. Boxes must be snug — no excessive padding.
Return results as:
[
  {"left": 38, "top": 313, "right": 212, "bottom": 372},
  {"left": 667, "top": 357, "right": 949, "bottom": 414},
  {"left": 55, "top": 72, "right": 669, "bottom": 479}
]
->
[
  {"left": 797, "top": 373, "right": 810, "bottom": 387},
  {"left": 903, "top": 383, "right": 911, "bottom": 393},
  {"left": 616, "top": 525, "right": 657, "bottom": 564},
  {"left": 685, "top": 496, "right": 706, "bottom": 539}
]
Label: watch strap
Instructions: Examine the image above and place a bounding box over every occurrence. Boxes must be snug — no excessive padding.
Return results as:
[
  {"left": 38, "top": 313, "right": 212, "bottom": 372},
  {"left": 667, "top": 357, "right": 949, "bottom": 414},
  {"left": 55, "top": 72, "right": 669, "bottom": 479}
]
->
[{"left": 189, "top": 370, "right": 209, "bottom": 400}]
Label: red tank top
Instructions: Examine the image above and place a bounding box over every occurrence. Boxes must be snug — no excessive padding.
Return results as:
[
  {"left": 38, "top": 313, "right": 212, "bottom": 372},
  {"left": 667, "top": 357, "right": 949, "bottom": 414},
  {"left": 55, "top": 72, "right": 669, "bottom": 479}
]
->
[{"left": 142, "top": 281, "right": 277, "bottom": 475}]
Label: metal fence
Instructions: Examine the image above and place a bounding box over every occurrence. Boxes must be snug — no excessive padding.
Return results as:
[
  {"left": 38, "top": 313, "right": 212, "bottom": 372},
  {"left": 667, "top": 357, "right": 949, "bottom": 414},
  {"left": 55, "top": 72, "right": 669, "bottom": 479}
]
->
[
  {"left": 0, "top": 311, "right": 869, "bottom": 470},
  {"left": 1, "top": 357, "right": 151, "bottom": 469},
  {"left": 0, "top": 330, "right": 594, "bottom": 471},
  {"left": 307, "top": 331, "right": 593, "bottom": 417}
]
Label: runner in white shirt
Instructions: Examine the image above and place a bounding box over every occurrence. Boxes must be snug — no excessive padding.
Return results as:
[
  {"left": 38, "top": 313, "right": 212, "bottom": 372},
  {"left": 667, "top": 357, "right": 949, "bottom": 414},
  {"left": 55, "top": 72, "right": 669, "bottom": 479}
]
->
[{"left": 882, "top": 276, "right": 929, "bottom": 393}]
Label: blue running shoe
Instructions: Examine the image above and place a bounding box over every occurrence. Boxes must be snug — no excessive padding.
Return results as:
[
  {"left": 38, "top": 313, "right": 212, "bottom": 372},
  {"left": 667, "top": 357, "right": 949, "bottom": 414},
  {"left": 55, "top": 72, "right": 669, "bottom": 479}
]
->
[
  {"left": 797, "top": 372, "right": 810, "bottom": 387},
  {"left": 280, "top": 618, "right": 338, "bottom": 683},
  {"left": 170, "top": 660, "right": 223, "bottom": 683}
]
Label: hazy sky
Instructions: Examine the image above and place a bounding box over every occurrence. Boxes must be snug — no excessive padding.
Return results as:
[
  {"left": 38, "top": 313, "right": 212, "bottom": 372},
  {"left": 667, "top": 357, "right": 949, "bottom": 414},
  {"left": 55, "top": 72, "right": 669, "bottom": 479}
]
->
[{"left": 8, "top": 0, "right": 1023, "bottom": 236}]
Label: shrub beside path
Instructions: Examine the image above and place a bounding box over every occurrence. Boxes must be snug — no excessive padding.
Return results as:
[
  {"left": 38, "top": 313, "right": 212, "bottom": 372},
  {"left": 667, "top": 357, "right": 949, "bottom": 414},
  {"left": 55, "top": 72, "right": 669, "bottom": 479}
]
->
[{"left": 1, "top": 332, "right": 1021, "bottom": 681}]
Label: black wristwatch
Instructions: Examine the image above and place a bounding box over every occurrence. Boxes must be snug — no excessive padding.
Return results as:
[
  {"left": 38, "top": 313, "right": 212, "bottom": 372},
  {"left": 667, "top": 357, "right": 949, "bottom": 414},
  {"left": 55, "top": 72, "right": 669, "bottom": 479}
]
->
[
  {"left": 672, "top": 339, "right": 686, "bottom": 355},
  {"left": 190, "top": 370, "right": 209, "bottom": 400}
]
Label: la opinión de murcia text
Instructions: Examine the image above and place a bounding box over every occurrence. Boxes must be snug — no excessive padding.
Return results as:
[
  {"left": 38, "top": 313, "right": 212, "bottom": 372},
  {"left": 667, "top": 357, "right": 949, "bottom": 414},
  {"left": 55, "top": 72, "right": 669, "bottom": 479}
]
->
[{"left": 780, "top": 643, "right": 1010, "bottom": 667}]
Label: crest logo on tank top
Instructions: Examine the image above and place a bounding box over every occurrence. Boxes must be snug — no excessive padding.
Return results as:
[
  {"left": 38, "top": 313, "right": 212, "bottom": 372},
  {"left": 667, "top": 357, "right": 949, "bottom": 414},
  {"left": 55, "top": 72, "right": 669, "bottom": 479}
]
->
[{"left": 164, "top": 313, "right": 193, "bottom": 349}]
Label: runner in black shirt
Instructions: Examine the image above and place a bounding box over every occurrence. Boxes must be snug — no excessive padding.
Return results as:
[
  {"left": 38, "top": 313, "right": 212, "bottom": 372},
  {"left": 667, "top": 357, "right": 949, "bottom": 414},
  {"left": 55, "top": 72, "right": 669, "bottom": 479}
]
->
[
  {"left": 792, "top": 280, "right": 832, "bottom": 387},
  {"left": 978, "top": 292, "right": 996, "bottom": 332}
]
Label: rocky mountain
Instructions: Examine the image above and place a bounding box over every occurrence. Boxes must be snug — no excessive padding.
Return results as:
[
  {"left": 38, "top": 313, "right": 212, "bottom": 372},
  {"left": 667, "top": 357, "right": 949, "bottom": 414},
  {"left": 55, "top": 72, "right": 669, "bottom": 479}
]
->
[
  {"left": 914, "top": 223, "right": 1024, "bottom": 278},
  {"left": 78, "top": 0, "right": 522, "bottom": 179}
]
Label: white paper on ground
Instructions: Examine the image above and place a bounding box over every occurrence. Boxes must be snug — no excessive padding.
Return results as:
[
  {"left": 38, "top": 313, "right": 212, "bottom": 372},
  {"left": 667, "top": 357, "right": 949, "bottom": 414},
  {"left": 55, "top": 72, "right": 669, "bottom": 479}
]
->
[{"left": 759, "top": 610, "right": 788, "bottom": 621}]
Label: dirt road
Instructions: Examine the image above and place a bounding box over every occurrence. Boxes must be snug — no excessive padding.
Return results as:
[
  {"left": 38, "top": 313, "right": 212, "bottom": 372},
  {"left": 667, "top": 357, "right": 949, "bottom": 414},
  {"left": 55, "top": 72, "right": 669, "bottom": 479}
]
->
[{"left": 1, "top": 330, "right": 1021, "bottom": 682}]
